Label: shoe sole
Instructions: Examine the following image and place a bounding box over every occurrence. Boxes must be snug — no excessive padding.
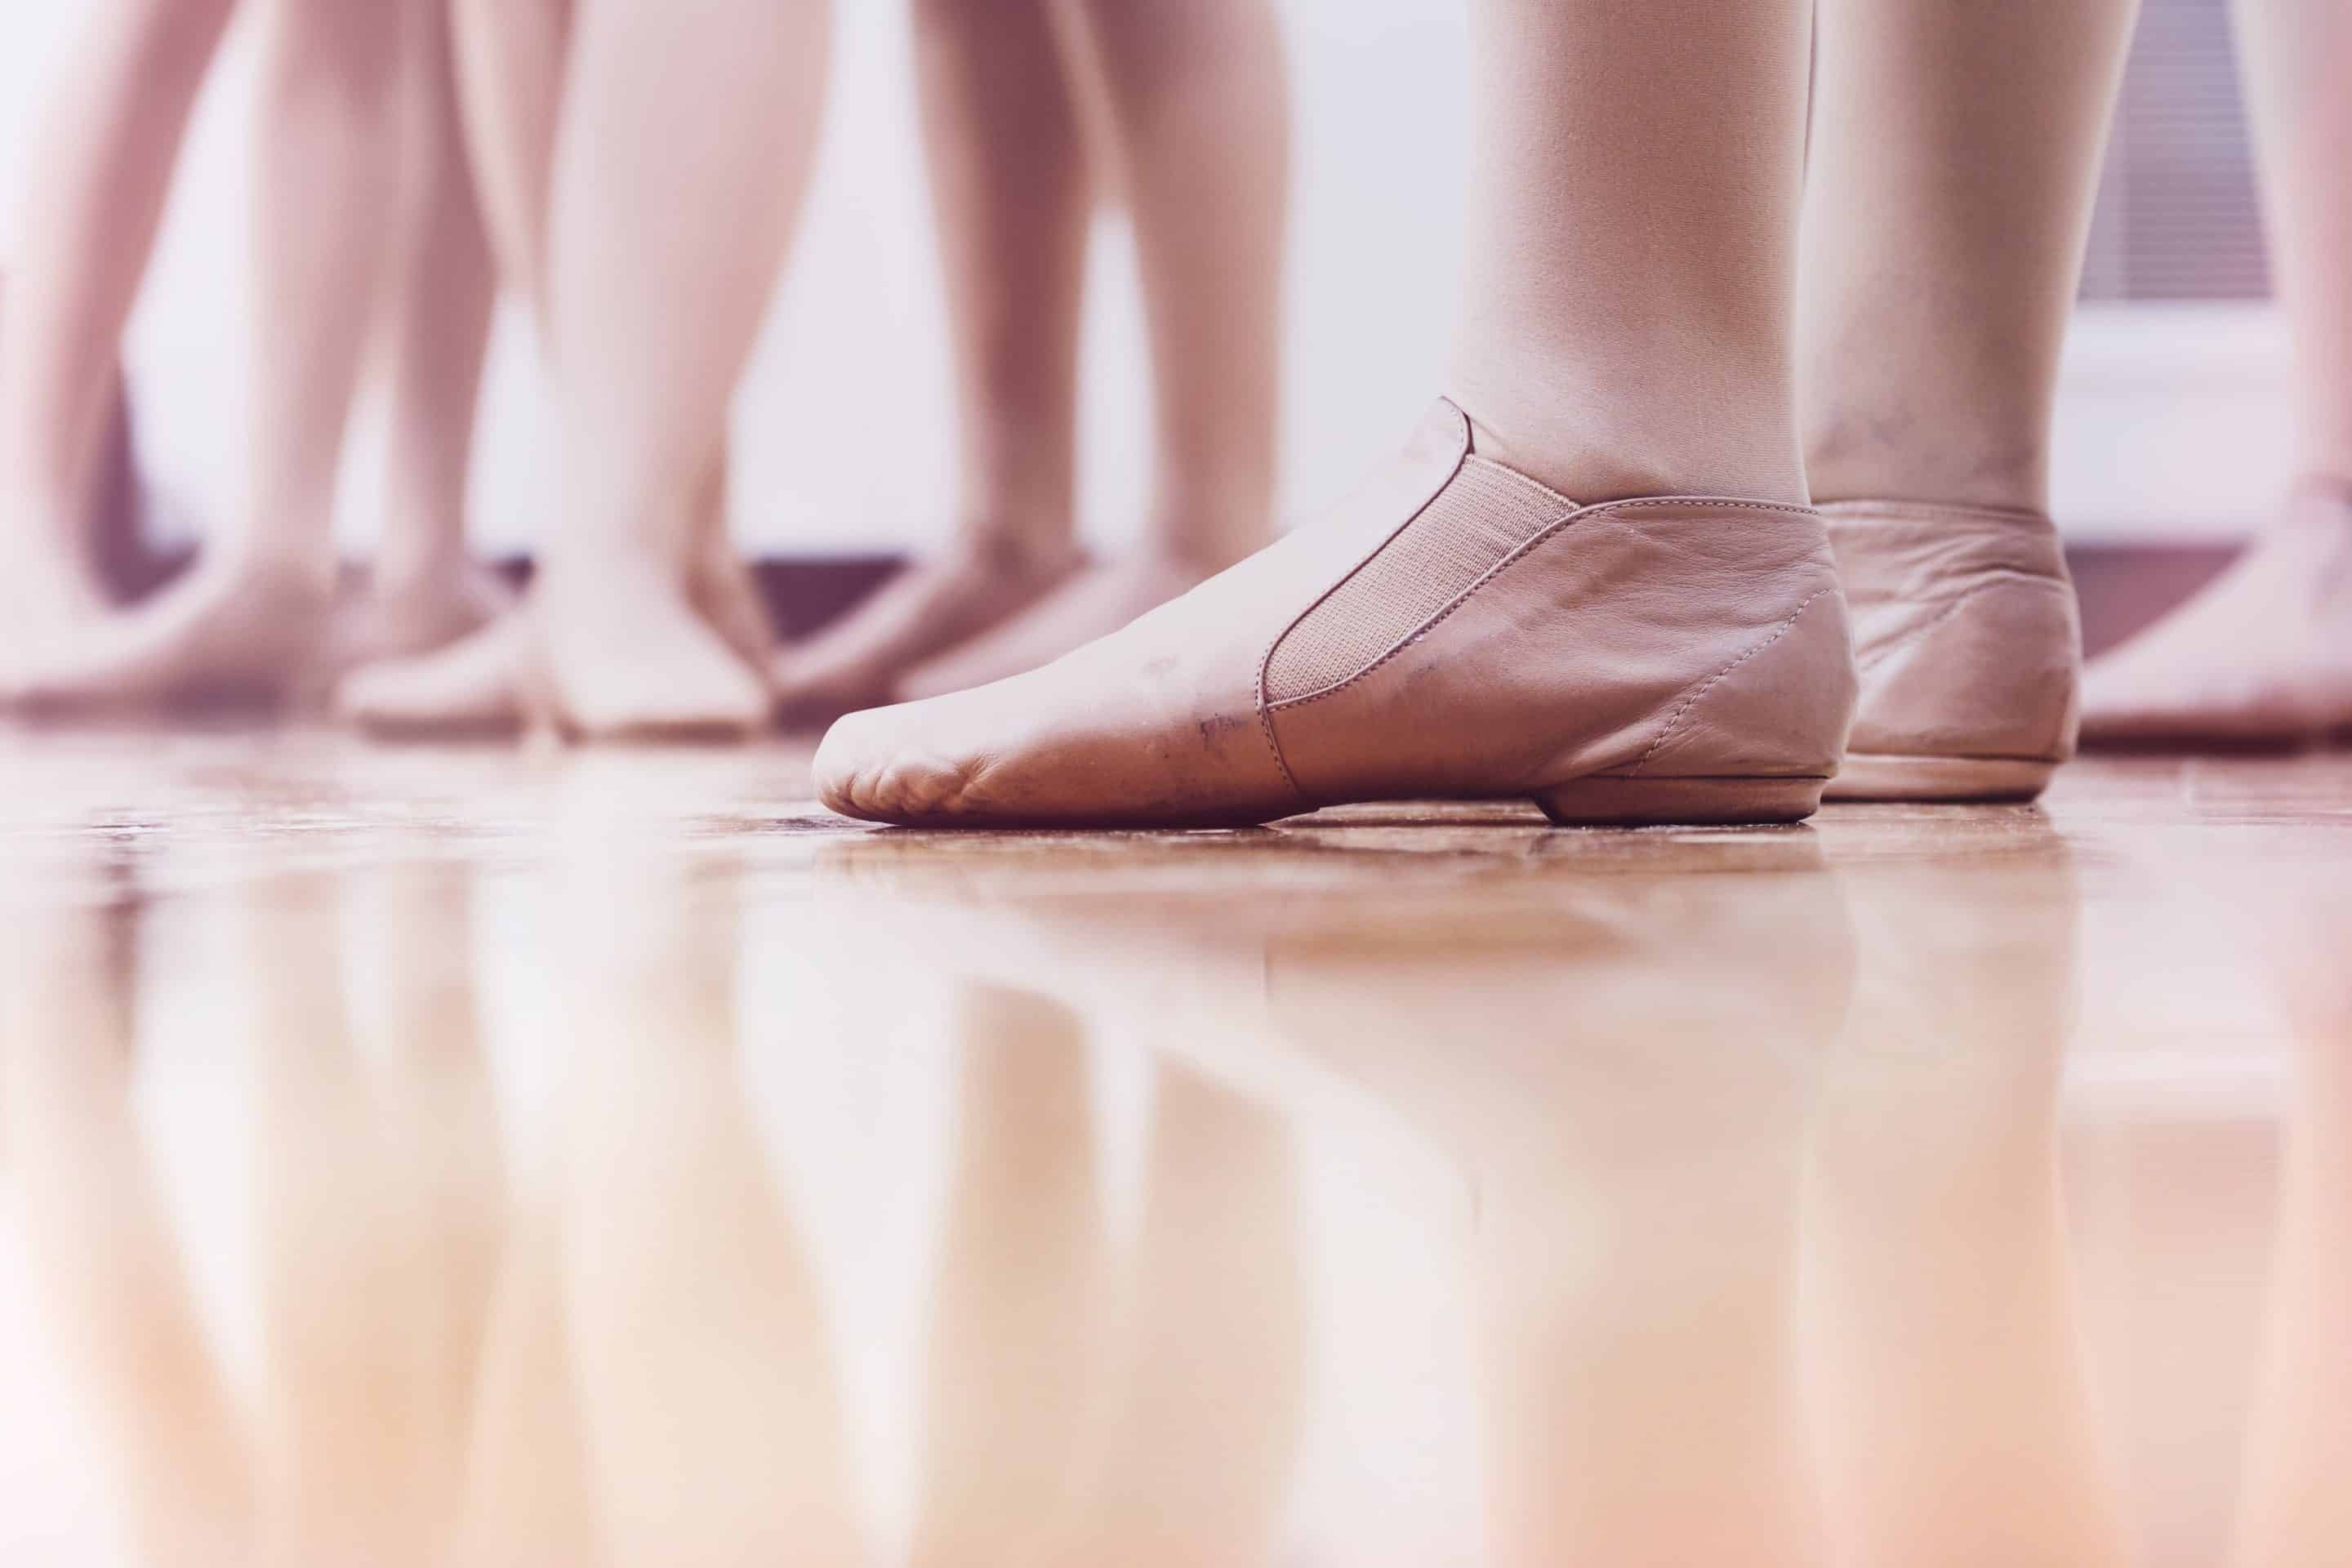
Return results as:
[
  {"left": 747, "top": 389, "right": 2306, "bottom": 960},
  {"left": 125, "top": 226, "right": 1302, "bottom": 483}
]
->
[
  {"left": 1824, "top": 753, "right": 2056, "bottom": 804},
  {"left": 1534, "top": 774, "right": 1828, "bottom": 827}
]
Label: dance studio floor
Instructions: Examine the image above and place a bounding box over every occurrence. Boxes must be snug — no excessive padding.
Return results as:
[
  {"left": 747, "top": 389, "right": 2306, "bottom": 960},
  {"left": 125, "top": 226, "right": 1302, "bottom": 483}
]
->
[{"left": 0, "top": 730, "right": 2345, "bottom": 1566}]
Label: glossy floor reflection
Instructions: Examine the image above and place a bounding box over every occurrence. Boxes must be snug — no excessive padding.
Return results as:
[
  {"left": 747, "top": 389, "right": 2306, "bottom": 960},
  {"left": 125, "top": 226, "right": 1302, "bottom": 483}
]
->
[{"left": 0, "top": 733, "right": 2345, "bottom": 1566}]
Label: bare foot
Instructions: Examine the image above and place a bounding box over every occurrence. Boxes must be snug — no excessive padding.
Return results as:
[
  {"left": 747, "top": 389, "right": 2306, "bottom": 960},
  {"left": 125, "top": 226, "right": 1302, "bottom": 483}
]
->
[
  {"left": 0, "top": 500, "right": 114, "bottom": 639},
  {"left": 769, "top": 539, "right": 1079, "bottom": 724},
  {"left": 536, "top": 558, "right": 771, "bottom": 741},
  {"left": 324, "top": 559, "right": 515, "bottom": 680},
  {"left": 336, "top": 548, "right": 777, "bottom": 738},
  {"left": 0, "top": 553, "right": 332, "bottom": 714},
  {"left": 2082, "top": 485, "right": 2352, "bottom": 746},
  {"left": 897, "top": 547, "right": 1237, "bottom": 701},
  {"left": 336, "top": 611, "right": 535, "bottom": 736}
]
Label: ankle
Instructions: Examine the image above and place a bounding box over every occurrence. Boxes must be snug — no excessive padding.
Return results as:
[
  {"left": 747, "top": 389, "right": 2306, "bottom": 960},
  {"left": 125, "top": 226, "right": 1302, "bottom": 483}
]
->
[
  {"left": 1804, "top": 421, "right": 2049, "bottom": 518},
  {"left": 368, "top": 536, "right": 474, "bottom": 601},
  {"left": 1457, "top": 408, "right": 1808, "bottom": 507}
]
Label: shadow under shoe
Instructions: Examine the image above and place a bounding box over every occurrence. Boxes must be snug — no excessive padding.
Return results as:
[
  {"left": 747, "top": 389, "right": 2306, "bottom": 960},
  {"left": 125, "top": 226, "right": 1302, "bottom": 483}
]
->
[
  {"left": 816, "top": 400, "right": 1857, "bottom": 829},
  {"left": 1820, "top": 501, "right": 2081, "bottom": 803}
]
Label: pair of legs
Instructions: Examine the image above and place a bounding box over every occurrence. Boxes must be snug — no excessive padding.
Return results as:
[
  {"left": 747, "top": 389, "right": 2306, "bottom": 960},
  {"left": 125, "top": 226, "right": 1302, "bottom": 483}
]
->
[
  {"left": 2082, "top": 0, "right": 2352, "bottom": 744},
  {"left": 345, "top": 0, "right": 826, "bottom": 737},
  {"left": 768, "top": 0, "right": 1288, "bottom": 721},
  {"left": 0, "top": 0, "right": 503, "bottom": 709},
  {"left": 814, "top": 0, "right": 2138, "bottom": 826}
]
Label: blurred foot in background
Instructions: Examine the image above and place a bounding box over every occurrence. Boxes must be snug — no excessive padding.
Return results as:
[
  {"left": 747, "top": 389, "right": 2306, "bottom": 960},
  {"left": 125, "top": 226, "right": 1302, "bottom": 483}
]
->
[
  {"left": 771, "top": 0, "right": 1288, "bottom": 722},
  {"left": 0, "top": 0, "right": 506, "bottom": 714},
  {"left": 0, "top": 0, "right": 242, "bottom": 701},
  {"left": 2082, "top": 0, "right": 2352, "bottom": 747}
]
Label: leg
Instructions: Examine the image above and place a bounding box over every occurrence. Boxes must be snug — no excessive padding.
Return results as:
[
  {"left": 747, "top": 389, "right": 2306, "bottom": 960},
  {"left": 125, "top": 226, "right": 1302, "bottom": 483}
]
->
[
  {"left": 330, "top": 0, "right": 514, "bottom": 679},
  {"left": 0, "top": 0, "right": 238, "bottom": 637},
  {"left": 6, "top": 0, "right": 413, "bottom": 710},
  {"left": 1802, "top": 0, "right": 2139, "bottom": 800},
  {"left": 894, "top": 0, "right": 1293, "bottom": 702},
  {"left": 2081, "top": 0, "right": 2352, "bottom": 745},
  {"left": 528, "top": 0, "right": 830, "bottom": 737},
  {"left": 769, "top": 0, "right": 1094, "bottom": 719},
  {"left": 815, "top": 0, "right": 1852, "bottom": 829}
]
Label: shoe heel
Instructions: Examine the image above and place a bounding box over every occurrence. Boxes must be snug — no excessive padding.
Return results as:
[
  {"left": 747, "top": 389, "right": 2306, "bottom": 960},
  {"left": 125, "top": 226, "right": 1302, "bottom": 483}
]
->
[{"left": 1533, "top": 773, "right": 1827, "bottom": 827}]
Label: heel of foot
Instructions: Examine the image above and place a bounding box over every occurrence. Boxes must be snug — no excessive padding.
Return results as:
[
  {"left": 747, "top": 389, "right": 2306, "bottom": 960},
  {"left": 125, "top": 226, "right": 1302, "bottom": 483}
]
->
[{"left": 1532, "top": 773, "right": 1826, "bottom": 827}]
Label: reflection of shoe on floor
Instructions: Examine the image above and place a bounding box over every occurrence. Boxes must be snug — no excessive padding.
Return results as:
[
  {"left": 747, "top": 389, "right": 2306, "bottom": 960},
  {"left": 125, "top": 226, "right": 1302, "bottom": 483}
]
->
[
  {"left": 1822, "top": 500, "right": 2080, "bottom": 803},
  {"left": 816, "top": 399, "right": 1857, "bottom": 828},
  {"left": 2082, "top": 484, "right": 2352, "bottom": 748}
]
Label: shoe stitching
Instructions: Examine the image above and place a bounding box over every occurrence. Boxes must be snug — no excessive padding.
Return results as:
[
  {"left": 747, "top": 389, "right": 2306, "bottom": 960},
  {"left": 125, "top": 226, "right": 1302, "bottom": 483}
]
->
[
  {"left": 1263, "top": 497, "right": 1820, "bottom": 718},
  {"left": 1628, "top": 587, "right": 1835, "bottom": 778},
  {"left": 1255, "top": 662, "right": 1303, "bottom": 799}
]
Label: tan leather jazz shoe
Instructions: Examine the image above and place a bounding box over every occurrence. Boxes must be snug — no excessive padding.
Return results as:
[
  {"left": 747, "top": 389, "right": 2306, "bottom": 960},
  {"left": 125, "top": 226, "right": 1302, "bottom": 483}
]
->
[
  {"left": 2081, "top": 484, "right": 2352, "bottom": 747},
  {"left": 1820, "top": 501, "right": 2081, "bottom": 802},
  {"left": 814, "top": 400, "right": 1856, "bottom": 829}
]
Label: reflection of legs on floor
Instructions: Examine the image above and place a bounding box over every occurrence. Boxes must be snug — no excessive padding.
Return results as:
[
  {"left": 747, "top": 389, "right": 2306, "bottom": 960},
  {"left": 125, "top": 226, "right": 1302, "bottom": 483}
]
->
[
  {"left": 558, "top": 859, "right": 861, "bottom": 1566},
  {"left": 1803, "top": 0, "right": 2135, "bottom": 800},
  {"left": 2083, "top": 0, "right": 2352, "bottom": 746},
  {"left": 910, "top": 985, "right": 1106, "bottom": 1566},
  {"left": 2230, "top": 880, "right": 2352, "bottom": 1568},
  {"left": 0, "top": 886, "right": 255, "bottom": 1567},
  {"left": 242, "top": 871, "right": 500, "bottom": 1563},
  {"left": 1253, "top": 856, "right": 1848, "bottom": 1568},
  {"left": 1472, "top": 1062, "right": 1820, "bottom": 1568},
  {"left": 1073, "top": 1063, "right": 1303, "bottom": 1568},
  {"left": 0, "top": 0, "right": 237, "bottom": 648},
  {"left": 1802, "top": 847, "right": 2130, "bottom": 1568},
  {"left": 8, "top": 0, "right": 409, "bottom": 711}
]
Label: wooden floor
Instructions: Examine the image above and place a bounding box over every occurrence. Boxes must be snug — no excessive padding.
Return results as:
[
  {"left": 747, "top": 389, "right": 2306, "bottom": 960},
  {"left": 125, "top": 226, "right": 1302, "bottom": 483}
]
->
[{"left": 0, "top": 730, "right": 2346, "bottom": 1566}]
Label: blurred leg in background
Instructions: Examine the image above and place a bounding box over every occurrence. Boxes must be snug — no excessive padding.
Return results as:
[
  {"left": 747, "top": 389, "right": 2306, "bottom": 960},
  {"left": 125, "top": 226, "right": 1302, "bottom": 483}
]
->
[
  {"left": 523, "top": 0, "right": 830, "bottom": 737},
  {"left": 898, "top": 0, "right": 1290, "bottom": 702},
  {"left": 1802, "top": 0, "right": 2139, "bottom": 804},
  {"left": 2081, "top": 0, "right": 2352, "bottom": 746},
  {"left": 340, "top": 0, "right": 779, "bottom": 737},
  {"left": 0, "top": 0, "right": 239, "bottom": 672},
  {"left": 1, "top": 0, "right": 420, "bottom": 710},
  {"left": 772, "top": 0, "right": 1288, "bottom": 719},
  {"left": 326, "top": 0, "right": 513, "bottom": 682},
  {"left": 767, "top": 0, "right": 1093, "bottom": 719}
]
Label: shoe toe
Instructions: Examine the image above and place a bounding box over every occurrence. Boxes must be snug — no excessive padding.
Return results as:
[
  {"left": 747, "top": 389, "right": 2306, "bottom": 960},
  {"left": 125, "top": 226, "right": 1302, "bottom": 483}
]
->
[{"left": 814, "top": 703, "right": 987, "bottom": 825}]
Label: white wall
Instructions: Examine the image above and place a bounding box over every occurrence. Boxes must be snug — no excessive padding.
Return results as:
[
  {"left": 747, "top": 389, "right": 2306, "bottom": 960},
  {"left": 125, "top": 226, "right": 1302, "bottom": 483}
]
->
[{"left": 0, "top": 2, "right": 2286, "bottom": 558}]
